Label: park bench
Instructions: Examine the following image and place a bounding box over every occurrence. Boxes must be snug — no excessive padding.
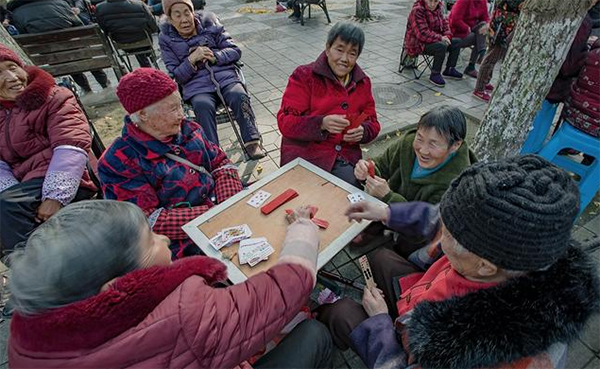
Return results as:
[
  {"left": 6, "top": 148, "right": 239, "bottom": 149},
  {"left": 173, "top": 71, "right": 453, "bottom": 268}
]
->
[{"left": 13, "top": 24, "right": 125, "bottom": 81}]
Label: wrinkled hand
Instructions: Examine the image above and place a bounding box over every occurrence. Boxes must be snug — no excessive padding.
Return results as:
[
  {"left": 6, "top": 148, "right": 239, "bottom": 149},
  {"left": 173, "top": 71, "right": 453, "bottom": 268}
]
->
[
  {"left": 441, "top": 36, "right": 451, "bottom": 46},
  {"left": 189, "top": 46, "right": 214, "bottom": 64},
  {"left": 343, "top": 125, "right": 364, "bottom": 143},
  {"left": 345, "top": 201, "right": 389, "bottom": 223},
  {"left": 285, "top": 205, "right": 313, "bottom": 224},
  {"left": 35, "top": 199, "right": 62, "bottom": 223},
  {"left": 71, "top": 7, "right": 81, "bottom": 15},
  {"left": 362, "top": 286, "right": 388, "bottom": 317},
  {"left": 321, "top": 115, "right": 349, "bottom": 134},
  {"left": 354, "top": 159, "right": 370, "bottom": 181},
  {"left": 479, "top": 24, "right": 489, "bottom": 35},
  {"left": 365, "top": 175, "right": 391, "bottom": 199}
]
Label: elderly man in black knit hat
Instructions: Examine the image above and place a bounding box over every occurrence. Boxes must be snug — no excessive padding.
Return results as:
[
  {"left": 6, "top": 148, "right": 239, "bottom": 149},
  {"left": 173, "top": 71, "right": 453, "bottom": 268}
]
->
[{"left": 318, "top": 154, "right": 600, "bottom": 369}]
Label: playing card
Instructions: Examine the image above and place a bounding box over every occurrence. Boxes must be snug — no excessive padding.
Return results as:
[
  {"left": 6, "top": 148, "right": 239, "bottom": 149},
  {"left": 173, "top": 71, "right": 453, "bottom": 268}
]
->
[
  {"left": 247, "top": 190, "right": 272, "bottom": 208},
  {"left": 239, "top": 238, "right": 274, "bottom": 266},
  {"left": 347, "top": 192, "right": 366, "bottom": 204},
  {"left": 359, "top": 255, "right": 376, "bottom": 289},
  {"left": 209, "top": 232, "right": 226, "bottom": 250},
  {"left": 248, "top": 244, "right": 274, "bottom": 267},
  {"left": 213, "top": 224, "right": 252, "bottom": 250}
]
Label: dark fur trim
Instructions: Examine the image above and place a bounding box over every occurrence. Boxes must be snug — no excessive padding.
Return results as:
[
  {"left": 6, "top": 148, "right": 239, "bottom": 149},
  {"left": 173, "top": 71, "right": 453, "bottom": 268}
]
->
[
  {"left": 407, "top": 247, "right": 600, "bottom": 369},
  {"left": 15, "top": 66, "right": 56, "bottom": 111},
  {"left": 12, "top": 256, "right": 228, "bottom": 352}
]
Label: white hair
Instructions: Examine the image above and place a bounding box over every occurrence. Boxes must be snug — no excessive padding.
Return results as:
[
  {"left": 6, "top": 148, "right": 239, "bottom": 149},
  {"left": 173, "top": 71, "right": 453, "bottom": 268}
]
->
[{"left": 8, "top": 200, "right": 147, "bottom": 315}]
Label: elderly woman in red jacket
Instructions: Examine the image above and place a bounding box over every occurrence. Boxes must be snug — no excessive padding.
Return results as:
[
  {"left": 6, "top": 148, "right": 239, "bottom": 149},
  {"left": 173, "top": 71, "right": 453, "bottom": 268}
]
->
[
  {"left": 9, "top": 200, "right": 333, "bottom": 368},
  {"left": 278, "top": 22, "right": 380, "bottom": 187},
  {"left": 448, "top": 0, "right": 489, "bottom": 78},
  {"left": 0, "top": 45, "right": 96, "bottom": 256}
]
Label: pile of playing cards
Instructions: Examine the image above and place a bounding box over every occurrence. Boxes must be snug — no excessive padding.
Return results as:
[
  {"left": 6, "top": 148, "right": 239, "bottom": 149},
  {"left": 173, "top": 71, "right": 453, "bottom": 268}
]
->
[
  {"left": 210, "top": 224, "right": 252, "bottom": 250},
  {"left": 347, "top": 192, "right": 366, "bottom": 204},
  {"left": 239, "top": 237, "right": 275, "bottom": 267}
]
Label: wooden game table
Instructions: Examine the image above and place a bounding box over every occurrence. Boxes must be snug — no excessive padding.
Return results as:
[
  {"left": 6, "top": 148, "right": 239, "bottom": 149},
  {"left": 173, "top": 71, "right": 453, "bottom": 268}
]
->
[{"left": 183, "top": 158, "right": 385, "bottom": 284}]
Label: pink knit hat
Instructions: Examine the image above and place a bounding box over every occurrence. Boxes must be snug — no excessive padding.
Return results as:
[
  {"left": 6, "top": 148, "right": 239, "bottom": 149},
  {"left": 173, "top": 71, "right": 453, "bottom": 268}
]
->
[
  {"left": 162, "top": 0, "right": 194, "bottom": 16},
  {"left": 0, "top": 45, "right": 24, "bottom": 67},
  {"left": 116, "top": 68, "right": 178, "bottom": 114}
]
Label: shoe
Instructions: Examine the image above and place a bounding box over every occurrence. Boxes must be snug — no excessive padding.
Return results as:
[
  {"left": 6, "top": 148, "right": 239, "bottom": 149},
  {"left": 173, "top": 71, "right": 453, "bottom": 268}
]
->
[
  {"left": 442, "top": 67, "right": 463, "bottom": 80},
  {"left": 246, "top": 143, "right": 267, "bottom": 160},
  {"left": 485, "top": 83, "right": 494, "bottom": 91},
  {"left": 464, "top": 68, "right": 478, "bottom": 79},
  {"left": 429, "top": 73, "right": 446, "bottom": 87},
  {"left": 472, "top": 90, "right": 491, "bottom": 102}
]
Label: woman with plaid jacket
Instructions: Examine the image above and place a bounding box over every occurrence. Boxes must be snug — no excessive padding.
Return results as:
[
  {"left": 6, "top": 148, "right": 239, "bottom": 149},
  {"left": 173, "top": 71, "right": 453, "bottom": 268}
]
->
[{"left": 98, "top": 69, "right": 244, "bottom": 260}]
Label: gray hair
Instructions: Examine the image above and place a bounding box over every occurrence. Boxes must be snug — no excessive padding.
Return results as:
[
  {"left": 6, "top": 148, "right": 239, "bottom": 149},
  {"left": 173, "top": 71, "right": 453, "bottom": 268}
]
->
[
  {"left": 417, "top": 105, "right": 467, "bottom": 148},
  {"left": 8, "top": 200, "right": 147, "bottom": 315},
  {"left": 326, "top": 22, "right": 366, "bottom": 55}
]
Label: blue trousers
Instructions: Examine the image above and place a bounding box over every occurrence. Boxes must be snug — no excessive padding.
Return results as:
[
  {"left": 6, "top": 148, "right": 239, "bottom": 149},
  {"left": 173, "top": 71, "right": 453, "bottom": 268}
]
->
[{"left": 190, "top": 82, "right": 260, "bottom": 146}]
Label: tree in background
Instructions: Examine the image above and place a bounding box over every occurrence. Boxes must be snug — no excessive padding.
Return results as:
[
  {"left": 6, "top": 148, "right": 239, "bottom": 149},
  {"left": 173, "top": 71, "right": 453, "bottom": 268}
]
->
[
  {"left": 473, "top": 0, "right": 596, "bottom": 160},
  {"left": 355, "top": 0, "right": 371, "bottom": 21}
]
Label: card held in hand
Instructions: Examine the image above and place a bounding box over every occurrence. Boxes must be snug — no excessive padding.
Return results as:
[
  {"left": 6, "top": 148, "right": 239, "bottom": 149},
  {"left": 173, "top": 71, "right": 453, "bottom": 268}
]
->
[{"left": 359, "top": 255, "right": 376, "bottom": 289}]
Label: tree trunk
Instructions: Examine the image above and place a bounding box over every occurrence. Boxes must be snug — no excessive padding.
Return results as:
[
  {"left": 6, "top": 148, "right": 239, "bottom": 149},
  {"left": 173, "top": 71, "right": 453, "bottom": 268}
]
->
[
  {"left": 355, "top": 0, "right": 371, "bottom": 20},
  {"left": 0, "top": 26, "right": 32, "bottom": 64},
  {"left": 472, "top": 0, "right": 594, "bottom": 161}
]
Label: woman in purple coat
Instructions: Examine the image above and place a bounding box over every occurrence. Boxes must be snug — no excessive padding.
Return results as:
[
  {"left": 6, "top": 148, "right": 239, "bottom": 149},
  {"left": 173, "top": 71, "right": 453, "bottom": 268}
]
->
[{"left": 158, "top": 0, "right": 265, "bottom": 159}]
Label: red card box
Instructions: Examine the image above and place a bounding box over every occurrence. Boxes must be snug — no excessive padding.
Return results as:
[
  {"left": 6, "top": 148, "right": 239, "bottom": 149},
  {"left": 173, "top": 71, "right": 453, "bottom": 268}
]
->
[
  {"left": 367, "top": 159, "right": 375, "bottom": 178},
  {"left": 343, "top": 112, "right": 369, "bottom": 134},
  {"left": 261, "top": 189, "right": 299, "bottom": 215}
]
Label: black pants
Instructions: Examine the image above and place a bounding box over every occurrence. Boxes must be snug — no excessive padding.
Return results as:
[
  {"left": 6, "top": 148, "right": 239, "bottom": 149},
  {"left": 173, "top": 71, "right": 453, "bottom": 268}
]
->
[
  {"left": 71, "top": 70, "right": 109, "bottom": 92},
  {"left": 253, "top": 319, "right": 333, "bottom": 368},
  {"left": 317, "top": 248, "right": 420, "bottom": 350},
  {"left": 451, "top": 22, "right": 488, "bottom": 66},
  {"left": 331, "top": 158, "right": 361, "bottom": 189},
  {"left": 0, "top": 178, "right": 95, "bottom": 256},
  {"left": 422, "top": 42, "right": 461, "bottom": 73}
]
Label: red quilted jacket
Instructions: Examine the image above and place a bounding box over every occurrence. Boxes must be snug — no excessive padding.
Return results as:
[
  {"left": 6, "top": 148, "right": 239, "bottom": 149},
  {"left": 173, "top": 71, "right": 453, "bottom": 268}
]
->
[
  {"left": 9, "top": 256, "right": 314, "bottom": 368},
  {"left": 404, "top": 0, "right": 452, "bottom": 57},
  {"left": 0, "top": 66, "right": 94, "bottom": 190},
  {"left": 277, "top": 52, "right": 380, "bottom": 171}
]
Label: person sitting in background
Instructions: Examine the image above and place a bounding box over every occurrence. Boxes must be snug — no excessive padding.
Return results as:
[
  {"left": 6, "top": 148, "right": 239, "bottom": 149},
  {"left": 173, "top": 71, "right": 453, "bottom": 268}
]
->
[
  {"left": 8, "top": 0, "right": 110, "bottom": 95},
  {"left": 522, "top": 15, "right": 593, "bottom": 154},
  {"left": 65, "top": 0, "right": 92, "bottom": 25},
  {"left": 561, "top": 38, "right": 600, "bottom": 139},
  {"left": 447, "top": 0, "right": 489, "bottom": 79},
  {"left": 159, "top": 0, "right": 265, "bottom": 159},
  {"left": 8, "top": 200, "right": 333, "bottom": 368},
  {"left": 319, "top": 155, "right": 600, "bottom": 369},
  {"left": 278, "top": 22, "right": 380, "bottom": 187},
  {"left": 95, "top": 0, "right": 159, "bottom": 68},
  {"left": 0, "top": 6, "right": 19, "bottom": 35},
  {"left": 354, "top": 106, "right": 476, "bottom": 205},
  {"left": 472, "top": 0, "right": 525, "bottom": 102},
  {"left": 0, "top": 45, "right": 96, "bottom": 256},
  {"left": 98, "top": 68, "right": 244, "bottom": 260}
]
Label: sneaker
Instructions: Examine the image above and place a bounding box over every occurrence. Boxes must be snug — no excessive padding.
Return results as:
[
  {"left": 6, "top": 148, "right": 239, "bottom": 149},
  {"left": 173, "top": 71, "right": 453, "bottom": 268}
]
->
[
  {"left": 472, "top": 90, "right": 491, "bottom": 102},
  {"left": 246, "top": 143, "right": 267, "bottom": 160},
  {"left": 464, "top": 68, "right": 478, "bottom": 79},
  {"left": 429, "top": 73, "right": 446, "bottom": 87},
  {"left": 442, "top": 67, "right": 463, "bottom": 80},
  {"left": 485, "top": 83, "right": 494, "bottom": 91}
]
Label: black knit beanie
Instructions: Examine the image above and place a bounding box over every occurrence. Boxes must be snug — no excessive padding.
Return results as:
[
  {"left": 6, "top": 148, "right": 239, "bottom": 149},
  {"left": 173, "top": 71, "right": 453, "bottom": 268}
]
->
[{"left": 440, "top": 154, "right": 580, "bottom": 271}]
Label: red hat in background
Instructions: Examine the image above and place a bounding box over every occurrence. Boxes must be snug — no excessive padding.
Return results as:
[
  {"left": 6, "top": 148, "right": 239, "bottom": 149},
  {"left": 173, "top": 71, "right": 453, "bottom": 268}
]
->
[{"left": 0, "top": 45, "right": 25, "bottom": 67}]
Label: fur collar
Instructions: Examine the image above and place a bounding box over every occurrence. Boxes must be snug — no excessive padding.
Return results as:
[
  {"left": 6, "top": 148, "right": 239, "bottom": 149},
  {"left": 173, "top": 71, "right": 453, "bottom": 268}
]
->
[
  {"left": 15, "top": 66, "right": 56, "bottom": 111},
  {"left": 407, "top": 247, "right": 600, "bottom": 369},
  {"left": 11, "top": 256, "right": 228, "bottom": 352}
]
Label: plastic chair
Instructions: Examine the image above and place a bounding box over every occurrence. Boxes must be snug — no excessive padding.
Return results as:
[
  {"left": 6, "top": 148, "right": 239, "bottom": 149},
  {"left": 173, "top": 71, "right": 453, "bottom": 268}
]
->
[
  {"left": 537, "top": 122, "right": 600, "bottom": 215},
  {"left": 521, "top": 99, "right": 559, "bottom": 154}
]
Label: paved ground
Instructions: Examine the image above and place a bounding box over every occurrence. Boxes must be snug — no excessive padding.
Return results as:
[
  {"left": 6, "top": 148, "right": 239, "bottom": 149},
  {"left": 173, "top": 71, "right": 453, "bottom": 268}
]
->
[{"left": 0, "top": 0, "right": 598, "bottom": 367}]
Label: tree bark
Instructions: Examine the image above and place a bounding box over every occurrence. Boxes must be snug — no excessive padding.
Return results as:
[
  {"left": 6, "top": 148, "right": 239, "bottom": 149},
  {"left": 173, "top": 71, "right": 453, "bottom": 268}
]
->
[
  {"left": 355, "top": 0, "right": 371, "bottom": 20},
  {"left": 472, "top": 0, "right": 594, "bottom": 161},
  {"left": 0, "top": 26, "right": 32, "bottom": 64}
]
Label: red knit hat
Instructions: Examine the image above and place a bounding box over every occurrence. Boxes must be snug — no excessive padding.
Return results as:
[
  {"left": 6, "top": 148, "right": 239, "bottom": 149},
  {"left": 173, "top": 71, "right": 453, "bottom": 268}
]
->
[
  {"left": 116, "top": 68, "right": 178, "bottom": 114},
  {"left": 0, "top": 45, "right": 24, "bottom": 67},
  {"left": 162, "top": 0, "right": 193, "bottom": 16}
]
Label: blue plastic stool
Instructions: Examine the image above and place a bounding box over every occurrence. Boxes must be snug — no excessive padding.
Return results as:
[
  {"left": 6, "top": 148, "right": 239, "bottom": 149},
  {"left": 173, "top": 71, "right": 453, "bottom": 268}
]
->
[
  {"left": 538, "top": 122, "right": 600, "bottom": 216},
  {"left": 521, "top": 100, "right": 559, "bottom": 154}
]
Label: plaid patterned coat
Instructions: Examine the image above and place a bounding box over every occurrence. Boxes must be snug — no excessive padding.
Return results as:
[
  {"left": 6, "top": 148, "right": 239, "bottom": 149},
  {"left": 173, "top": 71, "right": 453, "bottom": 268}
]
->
[
  {"left": 98, "top": 118, "right": 243, "bottom": 259},
  {"left": 404, "top": 0, "right": 452, "bottom": 57}
]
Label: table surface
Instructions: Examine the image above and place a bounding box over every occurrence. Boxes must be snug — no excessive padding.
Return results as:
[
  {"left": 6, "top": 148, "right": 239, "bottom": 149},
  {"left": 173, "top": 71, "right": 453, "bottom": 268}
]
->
[{"left": 183, "top": 158, "right": 383, "bottom": 283}]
